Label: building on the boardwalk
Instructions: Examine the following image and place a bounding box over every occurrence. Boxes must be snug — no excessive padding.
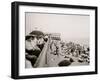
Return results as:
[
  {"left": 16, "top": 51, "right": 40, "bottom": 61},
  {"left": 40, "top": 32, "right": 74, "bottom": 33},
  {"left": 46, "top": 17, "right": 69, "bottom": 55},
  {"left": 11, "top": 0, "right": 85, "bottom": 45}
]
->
[{"left": 49, "top": 33, "right": 61, "bottom": 40}]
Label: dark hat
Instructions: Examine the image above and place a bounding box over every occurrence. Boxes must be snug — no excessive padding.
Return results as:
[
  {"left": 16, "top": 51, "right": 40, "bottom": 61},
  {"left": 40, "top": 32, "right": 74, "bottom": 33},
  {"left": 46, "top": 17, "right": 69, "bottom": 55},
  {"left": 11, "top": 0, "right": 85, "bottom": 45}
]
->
[
  {"left": 30, "top": 30, "right": 44, "bottom": 36},
  {"left": 25, "top": 35, "right": 35, "bottom": 40}
]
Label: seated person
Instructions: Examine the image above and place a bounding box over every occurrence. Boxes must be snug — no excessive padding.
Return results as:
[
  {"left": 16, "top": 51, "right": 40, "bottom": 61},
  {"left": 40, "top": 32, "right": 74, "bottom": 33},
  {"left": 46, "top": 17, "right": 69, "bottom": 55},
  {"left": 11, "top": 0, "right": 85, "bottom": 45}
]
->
[
  {"left": 44, "top": 35, "right": 48, "bottom": 42},
  {"left": 25, "top": 53, "right": 37, "bottom": 67},
  {"left": 25, "top": 35, "right": 41, "bottom": 67},
  {"left": 37, "top": 35, "right": 45, "bottom": 51},
  {"left": 25, "top": 53, "right": 35, "bottom": 68}
]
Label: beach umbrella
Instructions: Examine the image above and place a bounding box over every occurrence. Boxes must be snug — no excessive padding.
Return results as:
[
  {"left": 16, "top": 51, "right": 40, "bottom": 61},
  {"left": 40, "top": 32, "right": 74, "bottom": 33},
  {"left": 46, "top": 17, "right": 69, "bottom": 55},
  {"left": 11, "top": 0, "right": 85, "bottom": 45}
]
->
[{"left": 58, "top": 60, "right": 71, "bottom": 66}]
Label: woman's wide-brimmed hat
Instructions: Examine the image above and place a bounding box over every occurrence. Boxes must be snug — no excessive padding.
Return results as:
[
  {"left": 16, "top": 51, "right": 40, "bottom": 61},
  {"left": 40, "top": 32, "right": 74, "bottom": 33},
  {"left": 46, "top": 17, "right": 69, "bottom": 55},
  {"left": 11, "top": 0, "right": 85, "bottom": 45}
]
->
[
  {"left": 25, "top": 35, "right": 36, "bottom": 40},
  {"left": 30, "top": 30, "right": 44, "bottom": 36},
  {"left": 26, "top": 30, "right": 44, "bottom": 40}
]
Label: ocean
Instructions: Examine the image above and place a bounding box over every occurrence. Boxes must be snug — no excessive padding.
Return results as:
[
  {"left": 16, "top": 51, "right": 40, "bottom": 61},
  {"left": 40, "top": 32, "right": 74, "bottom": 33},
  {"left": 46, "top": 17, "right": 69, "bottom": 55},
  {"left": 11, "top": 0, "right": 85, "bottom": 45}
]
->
[{"left": 62, "top": 38, "right": 89, "bottom": 46}]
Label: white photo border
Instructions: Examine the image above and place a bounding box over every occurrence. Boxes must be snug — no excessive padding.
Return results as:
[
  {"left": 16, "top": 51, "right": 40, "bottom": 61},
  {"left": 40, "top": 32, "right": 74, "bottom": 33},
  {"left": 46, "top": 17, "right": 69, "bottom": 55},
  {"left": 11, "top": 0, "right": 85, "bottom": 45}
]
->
[{"left": 18, "top": 5, "right": 96, "bottom": 76}]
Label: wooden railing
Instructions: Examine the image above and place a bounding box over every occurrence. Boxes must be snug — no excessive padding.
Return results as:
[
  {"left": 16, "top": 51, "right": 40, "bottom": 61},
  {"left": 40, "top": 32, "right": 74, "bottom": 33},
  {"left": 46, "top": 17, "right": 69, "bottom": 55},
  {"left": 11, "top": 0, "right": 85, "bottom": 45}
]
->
[{"left": 33, "top": 40, "right": 50, "bottom": 67}]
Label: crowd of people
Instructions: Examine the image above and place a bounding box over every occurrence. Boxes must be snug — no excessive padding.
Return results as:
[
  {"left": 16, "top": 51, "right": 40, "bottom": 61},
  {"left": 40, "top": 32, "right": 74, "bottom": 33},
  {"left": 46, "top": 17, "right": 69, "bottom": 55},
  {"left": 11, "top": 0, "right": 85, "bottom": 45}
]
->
[
  {"left": 49, "top": 40, "right": 90, "bottom": 66},
  {"left": 61, "top": 41, "right": 90, "bottom": 63}
]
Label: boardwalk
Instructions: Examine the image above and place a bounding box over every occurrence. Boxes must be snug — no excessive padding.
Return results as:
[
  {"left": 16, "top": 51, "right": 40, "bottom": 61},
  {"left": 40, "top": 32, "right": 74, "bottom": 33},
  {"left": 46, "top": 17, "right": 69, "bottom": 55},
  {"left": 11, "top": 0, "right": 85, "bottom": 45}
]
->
[{"left": 33, "top": 37, "right": 89, "bottom": 68}]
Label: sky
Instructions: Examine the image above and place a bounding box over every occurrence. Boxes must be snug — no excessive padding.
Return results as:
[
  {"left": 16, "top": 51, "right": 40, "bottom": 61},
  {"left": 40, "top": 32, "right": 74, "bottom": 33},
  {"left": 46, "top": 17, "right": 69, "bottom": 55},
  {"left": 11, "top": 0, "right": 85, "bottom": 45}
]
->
[{"left": 25, "top": 12, "right": 90, "bottom": 41}]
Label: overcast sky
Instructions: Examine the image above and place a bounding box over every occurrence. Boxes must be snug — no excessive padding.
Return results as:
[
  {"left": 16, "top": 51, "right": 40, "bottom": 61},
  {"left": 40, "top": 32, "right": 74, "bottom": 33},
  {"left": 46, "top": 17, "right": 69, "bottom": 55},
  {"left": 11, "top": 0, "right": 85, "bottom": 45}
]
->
[{"left": 25, "top": 12, "right": 90, "bottom": 40}]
